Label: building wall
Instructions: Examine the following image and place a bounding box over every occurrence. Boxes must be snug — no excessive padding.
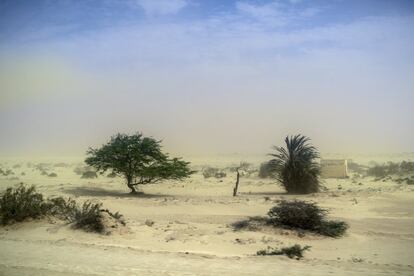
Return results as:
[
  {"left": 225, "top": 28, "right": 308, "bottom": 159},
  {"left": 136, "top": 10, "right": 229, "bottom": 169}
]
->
[{"left": 321, "top": 159, "right": 348, "bottom": 178}]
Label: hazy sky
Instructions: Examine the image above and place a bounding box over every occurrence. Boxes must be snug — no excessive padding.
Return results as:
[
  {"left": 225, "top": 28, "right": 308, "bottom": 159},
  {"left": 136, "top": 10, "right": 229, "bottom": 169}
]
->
[{"left": 0, "top": 0, "right": 413, "bottom": 156}]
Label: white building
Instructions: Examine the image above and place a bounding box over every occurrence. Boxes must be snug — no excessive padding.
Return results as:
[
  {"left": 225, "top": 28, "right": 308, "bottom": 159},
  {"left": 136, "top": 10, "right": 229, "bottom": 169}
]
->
[{"left": 320, "top": 159, "right": 348, "bottom": 178}]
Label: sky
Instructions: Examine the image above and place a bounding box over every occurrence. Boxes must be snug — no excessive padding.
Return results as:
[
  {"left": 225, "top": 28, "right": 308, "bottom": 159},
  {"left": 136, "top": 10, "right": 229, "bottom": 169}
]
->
[{"left": 0, "top": 0, "right": 413, "bottom": 157}]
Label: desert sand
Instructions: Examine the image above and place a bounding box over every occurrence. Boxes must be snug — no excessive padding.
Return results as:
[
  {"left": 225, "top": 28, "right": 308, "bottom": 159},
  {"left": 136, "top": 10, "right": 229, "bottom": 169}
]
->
[{"left": 1, "top": 154, "right": 414, "bottom": 275}]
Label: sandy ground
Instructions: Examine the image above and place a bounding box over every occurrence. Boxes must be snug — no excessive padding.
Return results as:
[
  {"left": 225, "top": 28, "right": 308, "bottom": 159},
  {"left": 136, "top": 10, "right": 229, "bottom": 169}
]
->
[{"left": 0, "top": 154, "right": 414, "bottom": 275}]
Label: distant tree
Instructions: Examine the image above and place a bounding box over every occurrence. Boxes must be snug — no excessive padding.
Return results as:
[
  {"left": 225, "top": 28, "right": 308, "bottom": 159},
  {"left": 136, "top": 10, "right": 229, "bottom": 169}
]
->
[
  {"left": 269, "top": 134, "right": 320, "bottom": 194},
  {"left": 85, "top": 133, "right": 193, "bottom": 193}
]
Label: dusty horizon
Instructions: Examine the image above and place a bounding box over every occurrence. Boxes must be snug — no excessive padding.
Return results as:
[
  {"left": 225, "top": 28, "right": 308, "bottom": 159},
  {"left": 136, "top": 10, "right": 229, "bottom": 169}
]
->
[{"left": 1, "top": 0, "right": 413, "bottom": 157}]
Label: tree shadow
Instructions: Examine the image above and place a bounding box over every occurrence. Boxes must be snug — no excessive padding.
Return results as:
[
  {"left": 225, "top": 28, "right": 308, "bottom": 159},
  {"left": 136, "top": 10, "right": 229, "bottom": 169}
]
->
[
  {"left": 240, "top": 191, "right": 287, "bottom": 196},
  {"left": 63, "top": 186, "right": 171, "bottom": 198}
]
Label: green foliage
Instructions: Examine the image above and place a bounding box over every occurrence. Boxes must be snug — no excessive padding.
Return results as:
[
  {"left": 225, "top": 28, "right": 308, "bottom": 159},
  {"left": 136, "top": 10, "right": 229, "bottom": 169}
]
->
[
  {"left": 85, "top": 133, "right": 193, "bottom": 193},
  {"left": 0, "top": 184, "right": 49, "bottom": 225},
  {"left": 268, "top": 200, "right": 348, "bottom": 237},
  {"left": 257, "top": 244, "right": 311, "bottom": 259},
  {"left": 0, "top": 184, "right": 125, "bottom": 233},
  {"left": 318, "top": 220, "right": 349, "bottom": 237},
  {"left": 69, "top": 201, "right": 105, "bottom": 233},
  {"left": 269, "top": 134, "right": 320, "bottom": 194}
]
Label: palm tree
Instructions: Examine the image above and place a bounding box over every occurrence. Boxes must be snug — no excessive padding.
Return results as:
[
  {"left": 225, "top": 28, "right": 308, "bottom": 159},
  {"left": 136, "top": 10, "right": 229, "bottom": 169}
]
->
[{"left": 269, "top": 134, "right": 320, "bottom": 194}]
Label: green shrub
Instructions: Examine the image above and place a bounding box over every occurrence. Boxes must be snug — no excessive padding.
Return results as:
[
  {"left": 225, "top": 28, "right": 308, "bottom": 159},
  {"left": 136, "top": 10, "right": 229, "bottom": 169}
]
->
[
  {"left": 69, "top": 201, "right": 105, "bottom": 233},
  {"left": 48, "top": 172, "right": 58, "bottom": 177},
  {"left": 48, "top": 197, "right": 124, "bottom": 233},
  {"left": 318, "top": 220, "right": 348, "bottom": 237},
  {"left": 268, "top": 200, "right": 348, "bottom": 237},
  {"left": 268, "top": 200, "right": 325, "bottom": 230},
  {"left": 257, "top": 244, "right": 311, "bottom": 259},
  {"left": 0, "top": 184, "right": 125, "bottom": 233},
  {"left": 0, "top": 184, "right": 50, "bottom": 225}
]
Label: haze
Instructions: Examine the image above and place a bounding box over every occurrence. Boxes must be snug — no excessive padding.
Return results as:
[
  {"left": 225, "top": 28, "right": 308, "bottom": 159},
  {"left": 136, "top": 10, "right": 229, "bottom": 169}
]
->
[{"left": 0, "top": 0, "right": 413, "bottom": 157}]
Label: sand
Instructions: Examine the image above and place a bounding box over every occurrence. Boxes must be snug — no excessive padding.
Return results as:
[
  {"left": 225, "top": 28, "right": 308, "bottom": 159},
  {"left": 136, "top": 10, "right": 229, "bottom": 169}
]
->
[{"left": 0, "top": 154, "right": 414, "bottom": 275}]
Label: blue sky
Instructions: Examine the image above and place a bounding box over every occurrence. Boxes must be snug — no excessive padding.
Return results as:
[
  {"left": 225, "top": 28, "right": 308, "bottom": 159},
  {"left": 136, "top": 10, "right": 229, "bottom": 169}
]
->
[{"left": 0, "top": 0, "right": 413, "bottom": 156}]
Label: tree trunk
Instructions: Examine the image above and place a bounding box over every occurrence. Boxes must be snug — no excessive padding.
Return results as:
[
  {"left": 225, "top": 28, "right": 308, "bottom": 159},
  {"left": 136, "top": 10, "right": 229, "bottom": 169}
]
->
[
  {"left": 233, "top": 169, "right": 240, "bottom": 196},
  {"left": 126, "top": 175, "right": 137, "bottom": 193}
]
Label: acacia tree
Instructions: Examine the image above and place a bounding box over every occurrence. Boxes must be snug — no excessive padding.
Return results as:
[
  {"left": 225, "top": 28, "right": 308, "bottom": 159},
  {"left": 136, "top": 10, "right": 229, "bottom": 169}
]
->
[
  {"left": 85, "top": 133, "right": 193, "bottom": 193},
  {"left": 269, "top": 134, "right": 320, "bottom": 194}
]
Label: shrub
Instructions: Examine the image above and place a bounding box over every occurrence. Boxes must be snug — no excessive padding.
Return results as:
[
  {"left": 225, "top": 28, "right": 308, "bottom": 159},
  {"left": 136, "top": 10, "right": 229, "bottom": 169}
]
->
[
  {"left": 257, "top": 244, "right": 311, "bottom": 259},
  {"left": 231, "top": 216, "right": 268, "bottom": 231},
  {"left": 258, "top": 161, "right": 274, "bottom": 178},
  {"left": 347, "top": 161, "right": 367, "bottom": 174},
  {"left": 69, "top": 201, "right": 105, "bottom": 233},
  {"left": 367, "top": 161, "right": 414, "bottom": 178},
  {"left": 47, "top": 197, "right": 125, "bottom": 233},
  {"left": 81, "top": 171, "right": 98, "bottom": 179},
  {"left": 268, "top": 200, "right": 326, "bottom": 230},
  {"left": 400, "top": 161, "right": 414, "bottom": 173},
  {"left": 0, "top": 184, "right": 125, "bottom": 233},
  {"left": 107, "top": 172, "right": 117, "bottom": 178},
  {"left": 269, "top": 135, "right": 320, "bottom": 194},
  {"left": 268, "top": 200, "right": 348, "bottom": 237},
  {"left": 48, "top": 172, "right": 58, "bottom": 177},
  {"left": 0, "top": 184, "right": 49, "bottom": 225},
  {"left": 203, "top": 167, "right": 226, "bottom": 178},
  {"left": 318, "top": 220, "right": 349, "bottom": 237}
]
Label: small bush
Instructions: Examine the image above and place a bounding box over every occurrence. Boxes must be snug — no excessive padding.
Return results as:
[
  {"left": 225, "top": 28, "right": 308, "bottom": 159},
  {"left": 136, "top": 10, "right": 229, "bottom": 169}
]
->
[
  {"left": 48, "top": 172, "right": 58, "bottom": 177},
  {"left": 107, "top": 172, "right": 117, "bottom": 178},
  {"left": 268, "top": 200, "right": 348, "bottom": 237},
  {"left": 0, "top": 184, "right": 124, "bottom": 233},
  {"left": 231, "top": 216, "right": 268, "bottom": 231},
  {"left": 0, "top": 184, "right": 49, "bottom": 225},
  {"left": 203, "top": 167, "right": 226, "bottom": 178},
  {"left": 258, "top": 161, "right": 273, "bottom": 178},
  {"left": 318, "top": 220, "right": 349, "bottom": 237},
  {"left": 48, "top": 197, "right": 125, "bottom": 233},
  {"left": 74, "top": 165, "right": 94, "bottom": 175},
  {"left": 367, "top": 161, "right": 414, "bottom": 178},
  {"left": 1, "top": 169, "right": 14, "bottom": 176},
  {"left": 70, "top": 201, "right": 105, "bottom": 233},
  {"left": 81, "top": 171, "right": 98, "bottom": 179},
  {"left": 268, "top": 201, "right": 326, "bottom": 230},
  {"left": 347, "top": 161, "right": 367, "bottom": 174},
  {"left": 257, "top": 244, "right": 311, "bottom": 259}
]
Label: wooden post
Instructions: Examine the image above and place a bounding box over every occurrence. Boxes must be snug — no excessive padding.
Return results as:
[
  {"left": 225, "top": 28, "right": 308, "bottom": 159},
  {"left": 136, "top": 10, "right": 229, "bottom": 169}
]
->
[{"left": 233, "top": 168, "right": 240, "bottom": 196}]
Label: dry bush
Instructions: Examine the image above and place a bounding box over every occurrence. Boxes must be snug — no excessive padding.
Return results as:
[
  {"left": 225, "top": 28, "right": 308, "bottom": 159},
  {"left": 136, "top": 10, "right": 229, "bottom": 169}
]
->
[
  {"left": 257, "top": 244, "right": 311, "bottom": 259},
  {"left": 202, "top": 167, "right": 226, "bottom": 178}
]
